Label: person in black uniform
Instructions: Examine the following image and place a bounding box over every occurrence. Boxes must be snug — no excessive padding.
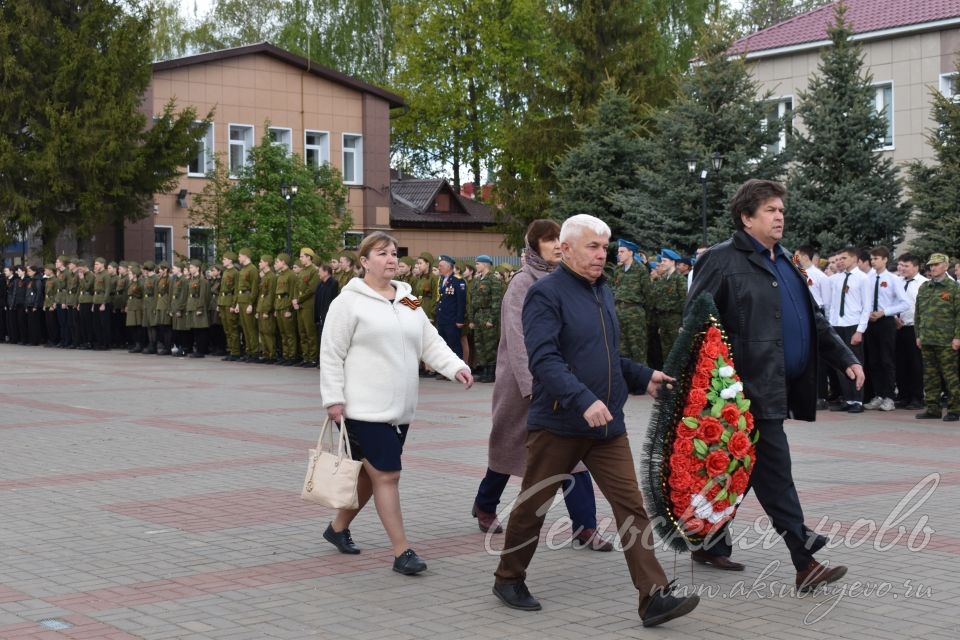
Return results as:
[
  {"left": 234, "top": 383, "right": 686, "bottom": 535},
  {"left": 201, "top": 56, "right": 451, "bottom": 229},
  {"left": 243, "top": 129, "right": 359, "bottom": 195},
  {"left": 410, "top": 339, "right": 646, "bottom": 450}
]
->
[
  {"left": 434, "top": 254, "right": 467, "bottom": 359},
  {"left": 0, "top": 266, "right": 8, "bottom": 343},
  {"left": 13, "top": 264, "right": 28, "bottom": 344},
  {"left": 24, "top": 264, "right": 45, "bottom": 345},
  {"left": 313, "top": 263, "right": 339, "bottom": 367}
]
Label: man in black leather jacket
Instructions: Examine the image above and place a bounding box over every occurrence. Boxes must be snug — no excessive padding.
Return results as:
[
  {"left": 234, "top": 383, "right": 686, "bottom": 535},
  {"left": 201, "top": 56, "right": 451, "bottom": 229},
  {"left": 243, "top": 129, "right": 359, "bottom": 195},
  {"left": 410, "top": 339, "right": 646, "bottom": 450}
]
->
[{"left": 686, "top": 179, "right": 865, "bottom": 594}]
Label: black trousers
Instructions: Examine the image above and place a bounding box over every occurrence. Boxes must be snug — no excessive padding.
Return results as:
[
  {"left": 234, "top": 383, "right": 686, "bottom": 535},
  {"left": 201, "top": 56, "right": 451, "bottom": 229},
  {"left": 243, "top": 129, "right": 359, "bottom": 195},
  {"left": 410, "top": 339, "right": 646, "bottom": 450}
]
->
[
  {"left": 864, "top": 316, "right": 897, "bottom": 399},
  {"left": 112, "top": 310, "right": 125, "bottom": 346},
  {"left": 27, "top": 308, "right": 43, "bottom": 344},
  {"left": 703, "top": 419, "right": 827, "bottom": 571},
  {"left": 192, "top": 327, "right": 208, "bottom": 354},
  {"left": 896, "top": 325, "right": 924, "bottom": 403},
  {"left": 15, "top": 306, "right": 28, "bottom": 342},
  {"left": 96, "top": 304, "right": 112, "bottom": 348},
  {"left": 78, "top": 303, "right": 94, "bottom": 345},
  {"left": 832, "top": 325, "right": 864, "bottom": 403},
  {"left": 45, "top": 309, "right": 59, "bottom": 345}
]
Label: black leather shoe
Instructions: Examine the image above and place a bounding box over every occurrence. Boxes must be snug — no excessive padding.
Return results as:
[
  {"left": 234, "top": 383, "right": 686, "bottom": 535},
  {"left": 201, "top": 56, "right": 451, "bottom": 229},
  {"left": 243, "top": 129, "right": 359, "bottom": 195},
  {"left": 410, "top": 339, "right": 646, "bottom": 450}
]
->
[
  {"left": 322, "top": 523, "right": 361, "bottom": 554},
  {"left": 641, "top": 581, "right": 700, "bottom": 627},
  {"left": 691, "top": 549, "right": 745, "bottom": 571},
  {"left": 492, "top": 581, "right": 541, "bottom": 611},
  {"left": 847, "top": 403, "right": 864, "bottom": 414},
  {"left": 829, "top": 403, "right": 850, "bottom": 411},
  {"left": 392, "top": 548, "right": 427, "bottom": 575},
  {"left": 944, "top": 412, "right": 960, "bottom": 422},
  {"left": 915, "top": 411, "right": 941, "bottom": 419}
]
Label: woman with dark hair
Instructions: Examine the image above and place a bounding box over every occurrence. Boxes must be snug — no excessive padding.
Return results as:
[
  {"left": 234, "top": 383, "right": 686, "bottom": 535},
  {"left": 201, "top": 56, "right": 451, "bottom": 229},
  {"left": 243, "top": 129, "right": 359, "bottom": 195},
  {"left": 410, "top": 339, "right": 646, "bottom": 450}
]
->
[{"left": 472, "top": 219, "right": 613, "bottom": 551}]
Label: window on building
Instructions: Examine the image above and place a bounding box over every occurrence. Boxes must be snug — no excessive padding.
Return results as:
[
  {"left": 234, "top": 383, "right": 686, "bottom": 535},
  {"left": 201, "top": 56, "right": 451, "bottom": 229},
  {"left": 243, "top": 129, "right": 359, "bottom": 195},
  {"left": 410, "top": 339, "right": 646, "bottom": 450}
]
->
[
  {"left": 188, "top": 227, "right": 215, "bottom": 263},
  {"left": 874, "top": 83, "right": 894, "bottom": 149},
  {"left": 187, "top": 123, "right": 215, "bottom": 176},
  {"left": 305, "top": 130, "right": 330, "bottom": 167},
  {"left": 343, "top": 231, "right": 364, "bottom": 250},
  {"left": 762, "top": 97, "right": 793, "bottom": 155},
  {"left": 941, "top": 73, "right": 958, "bottom": 101},
  {"left": 268, "top": 126, "right": 293, "bottom": 156},
  {"left": 342, "top": 134, "right": 363, "bottom": 184},
  {"left": 154, "top": 227, "right": 172, "bottom": 264},
  {"left": 228, "top": 124, "right": 255, "bottom": 177}
]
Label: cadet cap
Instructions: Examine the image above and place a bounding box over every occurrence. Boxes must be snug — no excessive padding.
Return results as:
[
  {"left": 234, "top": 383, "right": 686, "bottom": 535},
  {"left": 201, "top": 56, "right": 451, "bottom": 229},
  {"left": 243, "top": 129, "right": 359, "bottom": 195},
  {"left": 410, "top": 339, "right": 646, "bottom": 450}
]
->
[
  {"left": 238, "top": 247, "right": 253, "bottom": 258},
  {"left": 418, "top": 251, "right": 434, "bottom": 265},
  {"left": 222, "top": 251, "right": 237, "bottom": 262},
  {"left": 142, "top": 260, "right": 155, "bottom": 271},
  {"left": 260, "top": 254, "right": 274, "bottom": 264},
  {"left": 300, "top": 247, "right": 316, "bottom": 259},
  {"left": 276, "top": 252, "right": 291, "bottom": 265},
  {"left": 928, "top": 253, "right": 949, "bottom": 265}
]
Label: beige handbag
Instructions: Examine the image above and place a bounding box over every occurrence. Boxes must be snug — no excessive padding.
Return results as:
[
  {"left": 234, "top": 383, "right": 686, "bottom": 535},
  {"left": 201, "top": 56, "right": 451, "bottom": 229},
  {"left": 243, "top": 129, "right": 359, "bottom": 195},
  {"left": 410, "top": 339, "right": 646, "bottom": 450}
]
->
[{"left": 301, "top": 418, "right": 362, "bottom": 509}]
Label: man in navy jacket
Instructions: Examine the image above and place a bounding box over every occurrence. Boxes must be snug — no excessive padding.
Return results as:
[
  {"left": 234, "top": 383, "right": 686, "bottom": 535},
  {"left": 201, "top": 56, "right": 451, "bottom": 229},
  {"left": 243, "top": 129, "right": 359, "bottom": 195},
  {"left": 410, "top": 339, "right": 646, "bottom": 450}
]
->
[
  {"left": 434, "top": 254, "right": 467, "bottom": 358},
  {"left": 492, "top": 214, "right": 699, "bottom": 628}
]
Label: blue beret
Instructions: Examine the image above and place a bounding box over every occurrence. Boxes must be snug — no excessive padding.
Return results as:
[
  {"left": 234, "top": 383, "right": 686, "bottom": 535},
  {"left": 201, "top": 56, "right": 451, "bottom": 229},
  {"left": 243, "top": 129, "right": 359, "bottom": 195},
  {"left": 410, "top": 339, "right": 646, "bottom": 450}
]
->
[
  {"left": 476, "top": 254, "right": 493, "bottom": 264},
  {"left": 649, "top": 260, "right": 659, "bottom": 269},
  {"left": 438, "top": 254, "right": 456, "bottom": 265},
  {"left": 660, "top": 248, "right": 682, "bottom": 261},
  {"left": 618, "top": 239, "right": 639, "bottom": 252}
]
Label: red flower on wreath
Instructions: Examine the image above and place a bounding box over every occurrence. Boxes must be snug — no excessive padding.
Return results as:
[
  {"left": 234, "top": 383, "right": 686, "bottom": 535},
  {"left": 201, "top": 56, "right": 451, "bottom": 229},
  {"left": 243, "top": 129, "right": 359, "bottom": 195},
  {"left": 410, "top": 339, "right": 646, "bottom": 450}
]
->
[
  {"left": 700, "top": 416, "right": 724, "bottom": 444},
  {"left": 731, "top": 469, "right": 750, "bottom": 495},
  {"left": 720, "top": 404, "right": 740, "bottom": 426},
  {"left": 674, "top": 438, "right": 694, "bottom": 456},
  {"left": 706, "top": 450, "right": 731, "bottom": 477},
  {"left": 702, "top": 339, "right": 722, "bottom": 360},
  {"left": 744, "top": 411, "right": 755, "bottom": 432},
  {"left": 728, "top": 431, "right": 752, "bottom": 459},
  {"left": 686, "top": 388, "right": 708, "bottom": 414}
]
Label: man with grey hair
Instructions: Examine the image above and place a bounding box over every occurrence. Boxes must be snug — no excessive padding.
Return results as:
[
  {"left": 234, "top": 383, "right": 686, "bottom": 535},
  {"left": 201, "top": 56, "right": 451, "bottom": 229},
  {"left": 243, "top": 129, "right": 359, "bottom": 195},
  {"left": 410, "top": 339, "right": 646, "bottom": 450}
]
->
[{"left": 492, "top": 214, "right": 699, "bottom": 627}]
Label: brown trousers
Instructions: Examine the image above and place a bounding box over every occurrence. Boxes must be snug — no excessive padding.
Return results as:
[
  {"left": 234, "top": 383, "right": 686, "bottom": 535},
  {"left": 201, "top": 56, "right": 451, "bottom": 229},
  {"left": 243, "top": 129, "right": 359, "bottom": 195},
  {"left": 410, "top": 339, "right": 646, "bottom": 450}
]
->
[{"left": 495, "top": 430, "right": 668, "bottom": 610}]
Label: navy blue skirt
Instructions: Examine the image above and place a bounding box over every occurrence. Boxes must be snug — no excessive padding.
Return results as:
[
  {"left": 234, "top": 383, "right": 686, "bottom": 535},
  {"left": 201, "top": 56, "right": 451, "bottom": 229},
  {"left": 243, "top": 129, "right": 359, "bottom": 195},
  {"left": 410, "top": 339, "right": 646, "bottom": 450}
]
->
[{"left": 343, "top": 419, "right": 410, "bottom": 471}]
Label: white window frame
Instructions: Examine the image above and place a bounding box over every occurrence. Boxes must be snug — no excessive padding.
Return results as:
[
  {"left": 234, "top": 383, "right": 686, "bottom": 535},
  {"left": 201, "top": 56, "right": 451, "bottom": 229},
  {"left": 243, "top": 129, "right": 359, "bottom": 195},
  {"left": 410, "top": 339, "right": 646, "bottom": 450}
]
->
[
  {"left": 940, "top": 72, "right": 959, "bottom": 102},
  {"left": 762, "top": 96, "right": 793, "bottom": 155},
  {"left": 342, "top": 133, "right": 363, "bottom": 185},
  {"left": 268, "top": 126, "right": 293, "bottom": 156},
  {"left": 154, "top": 225, "right": 173, "bottom": 264},
  {"left": 305, "top": 130, "right": 330, "bottom": 167},
  {"left": 187, "top": 226, "right": 216, "bottom": 263},
  {"left": 228, "top": 123, "right": 255, "bottom": 178},
  {"left": 187, "top": 122, "right": 215, "bottom": 177},
  {"left": 873, "top": 81, "right": 895, "bottom": 150}
]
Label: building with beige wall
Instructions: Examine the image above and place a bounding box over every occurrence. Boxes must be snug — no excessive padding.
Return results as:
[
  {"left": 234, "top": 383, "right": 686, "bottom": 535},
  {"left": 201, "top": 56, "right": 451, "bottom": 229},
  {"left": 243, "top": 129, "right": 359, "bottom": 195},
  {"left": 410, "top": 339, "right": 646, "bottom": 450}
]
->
[
  {"left": 119, "top": 42, "right": 404, "bottom": 263},
  {"left": 731, "top": 0, "right": 960, "bottom": 167}
]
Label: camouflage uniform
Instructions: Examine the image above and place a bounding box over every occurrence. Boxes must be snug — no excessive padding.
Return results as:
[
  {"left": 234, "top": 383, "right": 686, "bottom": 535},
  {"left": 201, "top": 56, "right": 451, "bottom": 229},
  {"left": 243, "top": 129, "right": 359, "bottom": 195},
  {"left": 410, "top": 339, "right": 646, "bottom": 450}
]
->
[
  {"left": 612, "top": 263, "right": 651, "bottom": 363},
  {"left": 467, "top": 271, "right": 502, "bottom": 379},
  {"left": 650, "top": 270, "right": 687, "bottom": 359},
  {"left": 915, "top": 274, "right": 960, "bottom": 416}
]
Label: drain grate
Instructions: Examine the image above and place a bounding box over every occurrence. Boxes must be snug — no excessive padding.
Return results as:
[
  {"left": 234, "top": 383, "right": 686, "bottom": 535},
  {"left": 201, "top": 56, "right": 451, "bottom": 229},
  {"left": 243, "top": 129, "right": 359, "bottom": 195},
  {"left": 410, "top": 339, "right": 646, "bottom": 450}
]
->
[{"left": 38, "top": 618, "right": 74, "bottom": 631}]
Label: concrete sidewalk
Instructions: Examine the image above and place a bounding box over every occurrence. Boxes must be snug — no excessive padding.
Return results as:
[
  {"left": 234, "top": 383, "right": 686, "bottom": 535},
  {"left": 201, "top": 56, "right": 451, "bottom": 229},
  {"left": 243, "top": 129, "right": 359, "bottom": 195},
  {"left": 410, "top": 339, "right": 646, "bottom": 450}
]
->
[{"left": 0, "top": 344, "right": 957, "bottom": 639}]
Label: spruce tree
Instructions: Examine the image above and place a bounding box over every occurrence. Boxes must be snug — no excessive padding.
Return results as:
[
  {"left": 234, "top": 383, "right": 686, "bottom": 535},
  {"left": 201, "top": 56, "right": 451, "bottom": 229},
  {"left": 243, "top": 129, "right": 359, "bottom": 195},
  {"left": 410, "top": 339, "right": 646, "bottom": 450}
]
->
[
  {"left": 551, "top": 83, "right": 645, "bottom": 241},
  {"left": 786, "top": 4, "right": 909, "bottom": 253},
  {"left": 612, "top": 25, "right": 788, "bottom": 252},
  {"left": 906, "top": 59, "right": 960, "bottom": 259}
]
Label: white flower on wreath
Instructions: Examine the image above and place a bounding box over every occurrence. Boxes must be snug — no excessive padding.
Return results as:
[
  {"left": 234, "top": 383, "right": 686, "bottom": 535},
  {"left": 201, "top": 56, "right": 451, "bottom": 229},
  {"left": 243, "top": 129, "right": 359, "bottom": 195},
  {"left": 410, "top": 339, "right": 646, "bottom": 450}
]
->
[{"left": 718, "top": 366, "right": 735, "bottom": 378}]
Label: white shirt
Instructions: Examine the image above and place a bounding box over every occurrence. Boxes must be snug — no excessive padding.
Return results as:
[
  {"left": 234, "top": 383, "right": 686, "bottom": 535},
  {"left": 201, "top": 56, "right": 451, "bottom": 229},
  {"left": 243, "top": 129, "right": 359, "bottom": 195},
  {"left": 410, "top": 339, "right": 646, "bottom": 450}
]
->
[
  {"left": 804, "top": 264, "right": 829, "bottom": 308},
  {"left": 828, "top": 268, "right": 870, "bottom": 332},
  {"left": 899, "top": 273, "right": 928, "bottom": 326},
  {"left": 864, "top": 269, "right": 911, "bottom": 319}
]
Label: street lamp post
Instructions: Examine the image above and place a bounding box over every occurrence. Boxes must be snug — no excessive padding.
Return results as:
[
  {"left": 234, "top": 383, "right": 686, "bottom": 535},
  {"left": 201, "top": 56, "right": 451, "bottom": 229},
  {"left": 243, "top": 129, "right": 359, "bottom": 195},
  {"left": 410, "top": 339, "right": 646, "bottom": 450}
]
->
[
  {"left": 687, "top": 152, "right": 724, "bottom": 247},
  {"left": 281, "top": 183, "right": 299, "bottom": 256}
]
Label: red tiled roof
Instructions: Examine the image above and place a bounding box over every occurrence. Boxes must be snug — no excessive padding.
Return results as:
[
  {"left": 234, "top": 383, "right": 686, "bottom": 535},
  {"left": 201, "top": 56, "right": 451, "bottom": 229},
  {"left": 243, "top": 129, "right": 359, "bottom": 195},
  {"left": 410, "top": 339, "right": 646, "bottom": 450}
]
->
[{"left": 729, "top": 0, "right": 960, "bottom": 57}]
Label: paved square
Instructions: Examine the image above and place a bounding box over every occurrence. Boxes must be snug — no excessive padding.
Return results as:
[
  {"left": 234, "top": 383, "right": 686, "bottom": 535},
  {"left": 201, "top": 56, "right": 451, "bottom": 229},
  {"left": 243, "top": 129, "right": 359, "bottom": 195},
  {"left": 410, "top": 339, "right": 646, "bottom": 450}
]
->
[{"left": 1, "top": 345, "right": 957, "bottom": 639}]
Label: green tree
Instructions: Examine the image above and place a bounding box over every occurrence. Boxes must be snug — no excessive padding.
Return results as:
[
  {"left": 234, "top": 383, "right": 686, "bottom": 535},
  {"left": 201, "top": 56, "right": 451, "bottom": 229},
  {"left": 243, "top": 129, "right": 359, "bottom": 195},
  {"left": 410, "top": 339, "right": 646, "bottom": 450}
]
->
[
  {"left": 907, "top": 60, "right": 960, "bottom": 258},
  {"left": 551, "top": 83, "right": 644, "bottom": 241},
  {"left": 493, "top": 0, "right": 713, "bottom": 250},
  {"left": 190, "top": 128, "right": 351, "bottom": 258},
  {"left": 786, "top": 5, "right": 909, "bottom": 253},
  {"left": 0, "top": 0, "right": 211, "bottom": 260},
  {"left": 610, "top": 25, "right": 788, "bottom": 251}
]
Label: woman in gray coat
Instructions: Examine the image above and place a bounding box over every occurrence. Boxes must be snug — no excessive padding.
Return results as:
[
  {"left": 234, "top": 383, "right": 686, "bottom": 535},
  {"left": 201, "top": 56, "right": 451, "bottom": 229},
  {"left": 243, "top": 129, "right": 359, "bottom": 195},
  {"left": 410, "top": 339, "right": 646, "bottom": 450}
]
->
[{"left": 472, "top": 219, "right": 612, "bottom": 551}]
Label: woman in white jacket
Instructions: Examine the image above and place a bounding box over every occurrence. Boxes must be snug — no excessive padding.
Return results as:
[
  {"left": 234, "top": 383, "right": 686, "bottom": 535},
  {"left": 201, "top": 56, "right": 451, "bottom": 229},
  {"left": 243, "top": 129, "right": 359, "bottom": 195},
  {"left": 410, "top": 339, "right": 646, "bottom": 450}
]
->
[{"left": 320, "top": 231, "right": 472, "bottom": 575}]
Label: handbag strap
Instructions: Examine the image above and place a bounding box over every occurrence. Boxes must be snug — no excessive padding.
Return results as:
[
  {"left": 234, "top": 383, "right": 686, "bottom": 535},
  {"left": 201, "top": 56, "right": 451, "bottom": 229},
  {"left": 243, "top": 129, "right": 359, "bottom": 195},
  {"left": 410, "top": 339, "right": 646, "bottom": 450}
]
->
[{"left": 316, "top": 417, "right": 353, "bottom": 462}]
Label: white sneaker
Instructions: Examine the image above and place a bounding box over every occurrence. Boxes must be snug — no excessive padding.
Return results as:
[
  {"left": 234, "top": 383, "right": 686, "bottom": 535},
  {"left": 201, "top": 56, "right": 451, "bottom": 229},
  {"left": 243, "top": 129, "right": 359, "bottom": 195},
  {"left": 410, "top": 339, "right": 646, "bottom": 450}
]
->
[
  {"left": 863, "top": 397, "right": 884, "bottom": 410},
  {"left": 879, "top": 397, "right": 896, "bottom": 411}
]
